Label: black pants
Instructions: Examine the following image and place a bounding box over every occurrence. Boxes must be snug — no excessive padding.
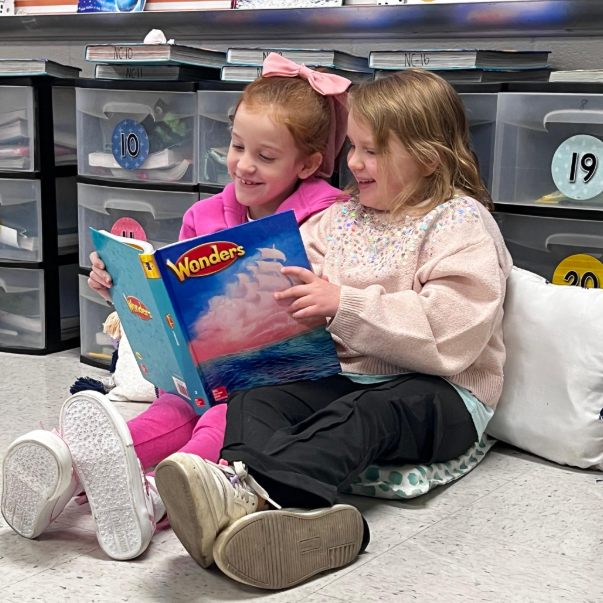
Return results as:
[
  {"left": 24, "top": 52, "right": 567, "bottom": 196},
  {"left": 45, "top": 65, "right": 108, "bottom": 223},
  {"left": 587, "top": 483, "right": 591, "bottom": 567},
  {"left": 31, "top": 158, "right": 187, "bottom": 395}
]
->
[{"left": 221, "top": 374, "right": 478, "bottom": 509}]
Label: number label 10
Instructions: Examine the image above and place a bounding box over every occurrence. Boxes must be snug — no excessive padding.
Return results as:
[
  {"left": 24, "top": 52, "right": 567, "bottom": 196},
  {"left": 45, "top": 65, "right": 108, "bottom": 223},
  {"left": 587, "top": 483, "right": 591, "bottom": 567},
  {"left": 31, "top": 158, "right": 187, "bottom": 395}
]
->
[{"left": 120, "top": 132, "right": 140, "bottom": 159}]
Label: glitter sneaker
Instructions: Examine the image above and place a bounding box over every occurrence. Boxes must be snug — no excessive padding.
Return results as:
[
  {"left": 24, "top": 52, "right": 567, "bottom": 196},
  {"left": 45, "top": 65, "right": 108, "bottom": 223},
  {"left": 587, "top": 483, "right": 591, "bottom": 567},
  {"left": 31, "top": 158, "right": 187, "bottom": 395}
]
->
[
  {"left": 59, "top": 391, "right": 157, "bottom": 560},
  {"left": 155, "top": 454, "right": 278, "bottom": 568},
  {"left": 214, "top": 505, "right": 367, "bottom": 589},
  {"left": 1, "top": 429, "right": 79, "bottom": 539}
]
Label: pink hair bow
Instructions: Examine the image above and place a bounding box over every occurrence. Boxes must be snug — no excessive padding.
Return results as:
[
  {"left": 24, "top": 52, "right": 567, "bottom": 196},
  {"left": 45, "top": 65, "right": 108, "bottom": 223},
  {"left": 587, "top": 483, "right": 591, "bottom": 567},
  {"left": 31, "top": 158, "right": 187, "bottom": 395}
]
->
[
  {"left": 261, "top": 52, "right": 351, "bottom": 179},
  {"left": 262, "top": 52, "right": 352, "bottom": 96}
]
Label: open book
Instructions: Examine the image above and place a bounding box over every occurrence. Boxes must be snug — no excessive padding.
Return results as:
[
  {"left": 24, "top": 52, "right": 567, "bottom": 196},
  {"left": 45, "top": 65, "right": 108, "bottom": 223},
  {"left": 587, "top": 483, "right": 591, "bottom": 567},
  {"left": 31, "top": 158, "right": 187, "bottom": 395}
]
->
[{"left": 91, "top": 211, "right": 341, "bottom": 414}]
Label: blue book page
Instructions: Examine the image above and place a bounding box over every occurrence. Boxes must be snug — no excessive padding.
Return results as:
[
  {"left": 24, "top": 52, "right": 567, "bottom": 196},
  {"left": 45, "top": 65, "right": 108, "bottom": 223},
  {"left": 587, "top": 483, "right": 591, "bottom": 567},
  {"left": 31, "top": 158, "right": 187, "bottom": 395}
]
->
[
  {"left": 154, "top": 211, "right": 341, "bottom": 404},
  {"left": 90, "top": 229, "right": 190, "bottom": 399}
]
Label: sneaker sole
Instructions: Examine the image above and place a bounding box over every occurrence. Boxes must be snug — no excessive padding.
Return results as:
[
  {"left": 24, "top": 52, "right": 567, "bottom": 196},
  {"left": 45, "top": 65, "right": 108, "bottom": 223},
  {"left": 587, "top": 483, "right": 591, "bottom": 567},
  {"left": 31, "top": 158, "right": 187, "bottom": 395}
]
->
[
  {"left": 213, "top": 505, "right": 363, "bottom": 590},
  {"left": 59, "top": 391, "right": 153, "bottom": 560},
  {"left": 1, "top": 431, "right": 73, "bottom": 539},
  {"left": 155, "top": 453, "right": 220, "bottom": 568}
]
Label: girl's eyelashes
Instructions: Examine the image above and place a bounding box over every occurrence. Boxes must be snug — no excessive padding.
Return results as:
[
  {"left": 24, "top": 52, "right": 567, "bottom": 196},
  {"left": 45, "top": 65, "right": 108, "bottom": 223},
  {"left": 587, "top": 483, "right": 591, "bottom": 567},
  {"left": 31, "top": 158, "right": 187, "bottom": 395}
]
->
[
  {"left": 348, "top": 143, "right": 376, "bottom": 156},
  {"left": 259, "top": 154, "right": 275, "bottom": 162},
  {"left": 232, "top": 143, "right": 244, "bottom": 151}
]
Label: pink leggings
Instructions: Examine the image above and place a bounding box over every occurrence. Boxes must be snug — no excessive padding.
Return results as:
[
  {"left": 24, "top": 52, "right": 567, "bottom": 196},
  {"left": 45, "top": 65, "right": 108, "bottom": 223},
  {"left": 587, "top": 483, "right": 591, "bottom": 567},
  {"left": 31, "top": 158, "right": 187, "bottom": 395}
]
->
[{"left": 127, "top": 394, "right": 227, "bottom": 470}]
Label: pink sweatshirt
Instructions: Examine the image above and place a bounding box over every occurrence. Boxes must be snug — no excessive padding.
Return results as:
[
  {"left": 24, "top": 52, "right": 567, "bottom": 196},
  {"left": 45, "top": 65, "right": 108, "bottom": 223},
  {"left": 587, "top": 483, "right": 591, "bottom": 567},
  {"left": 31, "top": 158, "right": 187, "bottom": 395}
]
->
[
  {"left": 180, "top": 177, "right": 345, "bottom": 240},
  {"left": 301, "top": 195, "right": 513, "bottom": 409}
]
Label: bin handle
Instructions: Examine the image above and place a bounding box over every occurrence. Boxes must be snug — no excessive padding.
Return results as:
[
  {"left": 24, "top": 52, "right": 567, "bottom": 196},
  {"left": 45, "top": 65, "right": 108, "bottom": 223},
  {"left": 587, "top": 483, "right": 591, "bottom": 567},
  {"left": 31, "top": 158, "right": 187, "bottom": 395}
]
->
[
  {"left": 102, "top": 102, "right": 158, "bottom": 120},
  {"left": 104, "top": 199, "right": 157, "bottom": 217},
  {"left": 0, "top": 278, "right": 37, "bottom": 293},
  {"left": 545, "top": 233, "right": 603, "bottom": 250},
  {"left": 544, "top": 109, "right": 603, "bottom": 129}
]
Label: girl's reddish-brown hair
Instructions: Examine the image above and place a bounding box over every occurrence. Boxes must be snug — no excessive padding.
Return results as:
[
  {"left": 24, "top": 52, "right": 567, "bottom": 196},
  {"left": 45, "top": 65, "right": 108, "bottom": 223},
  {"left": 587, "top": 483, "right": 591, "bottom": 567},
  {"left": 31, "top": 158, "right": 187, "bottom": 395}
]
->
[{"left": 235, "top": 75, "right": 333, "bottom": 160}]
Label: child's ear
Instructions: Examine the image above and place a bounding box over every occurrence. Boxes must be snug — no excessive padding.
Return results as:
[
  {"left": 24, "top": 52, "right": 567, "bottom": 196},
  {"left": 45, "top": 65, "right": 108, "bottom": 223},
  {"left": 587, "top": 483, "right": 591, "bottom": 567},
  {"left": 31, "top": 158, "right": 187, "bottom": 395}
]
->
[
  {"left": 422, "top": 157, "right": 439, "bottom": 177},
  {"left": 298, "top": 152, "right": 323, "bottom": 180}
]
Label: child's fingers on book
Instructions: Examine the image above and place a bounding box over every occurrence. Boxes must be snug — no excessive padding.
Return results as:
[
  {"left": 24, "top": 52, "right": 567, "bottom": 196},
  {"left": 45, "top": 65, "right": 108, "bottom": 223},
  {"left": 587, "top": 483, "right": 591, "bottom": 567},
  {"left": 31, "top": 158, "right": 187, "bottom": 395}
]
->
[
  {"left": 288, "top": 296, "right": 314, "bottom": 313},
  {"left": 291, "top": 305, "right": 321, "bottom": 320},
  {"left": 90, "top": 251, "right": 105, "bottom": 270},
  {"left": 89, "top": 270, "right": 112, "bottom": 289},
  {"left": 281, "top": 266, "right": 316, "bottom": 283},
  {"left": 274, "top": 284, "right": 310, "bottom": 301},
  {"left": 91, "top": 264, "right": 112, "bottom": 284}
]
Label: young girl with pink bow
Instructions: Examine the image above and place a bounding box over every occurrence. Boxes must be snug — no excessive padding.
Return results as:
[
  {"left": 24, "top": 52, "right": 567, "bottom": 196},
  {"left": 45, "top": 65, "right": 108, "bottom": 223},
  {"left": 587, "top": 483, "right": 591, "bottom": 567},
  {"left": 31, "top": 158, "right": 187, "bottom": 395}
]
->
[{"left": 1, "top": 54, "right": 351, "bottom": 562}]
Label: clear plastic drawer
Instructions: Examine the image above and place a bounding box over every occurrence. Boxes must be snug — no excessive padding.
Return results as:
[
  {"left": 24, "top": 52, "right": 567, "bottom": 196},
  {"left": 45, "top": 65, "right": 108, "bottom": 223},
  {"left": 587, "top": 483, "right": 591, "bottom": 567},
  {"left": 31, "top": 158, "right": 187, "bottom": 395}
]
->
[
  {"left": 76, "top": 87, "right": 198, "bottom": 184},
  {"left": 492, "top": 93, "right": 603, "bottom": 211},
  {"left": 78, "top": 182, "right": 203, "bottom": 269},
  {"left": 79, "top": 273, "right": 114, "bottom": 365},
  {"left": 0, "top": 264, "right": 78, "bottom": 349},
  {"left": 0, "top": 86, "right": 36, "bottom": 172},
  {"left": 198, "top": 90, "right": 242, "bottom": 187},
  {"left": 494, "top": 211, "right": 603, "bottom": 285},
  {"left": 0, "top": 178, "right": 78, "bottom": 262},
  {"left": 53, "top": 87, "right": 77, "bottom": 166}
]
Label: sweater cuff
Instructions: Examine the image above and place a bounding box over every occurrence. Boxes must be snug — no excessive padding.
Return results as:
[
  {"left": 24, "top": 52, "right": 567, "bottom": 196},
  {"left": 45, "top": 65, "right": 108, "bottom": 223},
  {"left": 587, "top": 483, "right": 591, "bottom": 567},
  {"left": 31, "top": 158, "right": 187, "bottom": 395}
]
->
[{"left": 328, "top": 285, "right": 369, "bottom": 344}]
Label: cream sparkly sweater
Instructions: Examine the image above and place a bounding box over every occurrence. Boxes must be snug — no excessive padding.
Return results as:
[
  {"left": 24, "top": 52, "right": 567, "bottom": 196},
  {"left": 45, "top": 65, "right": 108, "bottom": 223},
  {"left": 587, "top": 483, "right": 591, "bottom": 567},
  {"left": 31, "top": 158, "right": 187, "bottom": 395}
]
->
[{"left": 300, "top": 195, "right": 513, "bottom": 409}]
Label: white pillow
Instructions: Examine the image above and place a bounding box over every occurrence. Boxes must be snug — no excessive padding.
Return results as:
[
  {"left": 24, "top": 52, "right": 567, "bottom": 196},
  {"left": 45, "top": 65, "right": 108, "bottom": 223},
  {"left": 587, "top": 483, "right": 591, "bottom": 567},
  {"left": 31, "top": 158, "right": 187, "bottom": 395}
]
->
[
  {"left": 487, "top": 267, "right": 603, "bottom": 470},
  {"left": 106, "top": 330, "right": 157, "bottom": 403}
]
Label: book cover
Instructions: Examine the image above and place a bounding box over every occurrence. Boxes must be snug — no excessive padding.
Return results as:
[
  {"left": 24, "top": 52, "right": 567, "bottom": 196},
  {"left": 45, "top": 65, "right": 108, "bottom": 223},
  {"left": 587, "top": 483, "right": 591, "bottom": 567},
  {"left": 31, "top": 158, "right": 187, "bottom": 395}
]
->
[
  {"left": 368, "top": 49, "right": 550, "bottom": 70},
  {"left": 221, "top": 65, "right": 373, "bottom": 84},
  {"left": 226, "top": 48, "right": 369, "bottom": 72},
  {"left": 91, "top": 211, "right": 341, "bottom": 414},
  {"left": 86, "top": 44, "right": 226, "bottom": 68},
  {"left": 78, "top": 0, "right": 145, "bottom": 13}
]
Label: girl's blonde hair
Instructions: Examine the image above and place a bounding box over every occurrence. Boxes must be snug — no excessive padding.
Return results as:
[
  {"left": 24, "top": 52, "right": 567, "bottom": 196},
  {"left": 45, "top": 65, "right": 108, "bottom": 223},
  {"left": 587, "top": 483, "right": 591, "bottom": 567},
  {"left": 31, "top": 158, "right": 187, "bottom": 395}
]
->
[
  {"left": 235, "top": 76, "right": 332, "bottom": 161},
  {"left": 350, "top": 70, "right": 492, "bottom": 216}
]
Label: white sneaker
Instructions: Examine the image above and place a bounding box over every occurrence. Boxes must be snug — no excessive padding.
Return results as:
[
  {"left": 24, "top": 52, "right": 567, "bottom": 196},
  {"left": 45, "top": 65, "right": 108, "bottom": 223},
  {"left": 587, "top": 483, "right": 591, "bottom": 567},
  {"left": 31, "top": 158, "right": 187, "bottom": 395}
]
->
[
  {"left": 59, "top": 391, "right": 156, "bottom": 560},
  {"left": 1, "top": 430, "right": 79, "bottom": 539},
  {"left": 214, "top": 505, "right": 366, "bottom": 590},
  {"left": 155, "top": 454, "right": 278, "bottom": 568}
]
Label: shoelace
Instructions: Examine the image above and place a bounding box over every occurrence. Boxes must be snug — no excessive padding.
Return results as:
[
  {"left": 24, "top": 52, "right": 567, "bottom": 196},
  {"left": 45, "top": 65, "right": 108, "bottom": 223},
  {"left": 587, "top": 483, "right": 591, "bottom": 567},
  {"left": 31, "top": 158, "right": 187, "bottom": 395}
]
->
[
  {"left": 216, "top": 460, "right": 281, "bottom": 510},
  {"left": 139, "top": 461, "right": 158, "bottom": 532}
]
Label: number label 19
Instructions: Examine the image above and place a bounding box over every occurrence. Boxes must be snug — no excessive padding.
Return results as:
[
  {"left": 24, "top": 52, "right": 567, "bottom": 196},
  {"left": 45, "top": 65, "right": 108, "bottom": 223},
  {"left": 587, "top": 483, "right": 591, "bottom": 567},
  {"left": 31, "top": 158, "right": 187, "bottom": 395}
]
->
[{"left": 569, "top": 152, "right": 597, "bottom": 184}]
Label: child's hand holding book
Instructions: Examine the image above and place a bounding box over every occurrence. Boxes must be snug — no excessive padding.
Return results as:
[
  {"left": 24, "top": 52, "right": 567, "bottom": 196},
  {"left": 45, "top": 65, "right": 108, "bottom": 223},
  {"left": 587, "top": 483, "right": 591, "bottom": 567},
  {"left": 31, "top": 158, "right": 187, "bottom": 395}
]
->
[{"left": 88, "top": 251, "right": 113, "bottom": 303}]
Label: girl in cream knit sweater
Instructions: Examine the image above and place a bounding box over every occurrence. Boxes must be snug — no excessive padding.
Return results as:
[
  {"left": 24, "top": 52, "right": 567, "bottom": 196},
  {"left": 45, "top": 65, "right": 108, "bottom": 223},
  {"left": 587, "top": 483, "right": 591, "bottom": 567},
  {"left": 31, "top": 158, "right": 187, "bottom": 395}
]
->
[{"left": 154, "top": 69, "right": 513, "bottom": 590}]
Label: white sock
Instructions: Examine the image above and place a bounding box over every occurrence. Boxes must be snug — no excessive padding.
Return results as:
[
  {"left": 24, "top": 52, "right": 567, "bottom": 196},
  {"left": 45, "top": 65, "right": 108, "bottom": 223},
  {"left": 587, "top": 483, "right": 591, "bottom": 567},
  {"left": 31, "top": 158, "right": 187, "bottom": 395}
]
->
[{"left": 146, "top": 475, "right": 166, "bottom": 522}]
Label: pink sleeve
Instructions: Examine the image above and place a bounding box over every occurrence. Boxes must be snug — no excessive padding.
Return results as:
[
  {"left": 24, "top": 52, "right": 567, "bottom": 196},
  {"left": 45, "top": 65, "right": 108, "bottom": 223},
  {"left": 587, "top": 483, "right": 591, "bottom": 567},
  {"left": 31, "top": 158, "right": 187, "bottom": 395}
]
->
[{"left": 179, "top": 207, "right": 198, "bottom": 241}]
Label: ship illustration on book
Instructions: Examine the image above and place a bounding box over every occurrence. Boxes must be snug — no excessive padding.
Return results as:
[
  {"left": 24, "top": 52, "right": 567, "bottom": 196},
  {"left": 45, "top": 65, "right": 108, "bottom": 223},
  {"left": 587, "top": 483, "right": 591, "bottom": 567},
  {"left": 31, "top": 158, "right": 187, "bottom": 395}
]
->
[{"left": 91, "top": 211, "right": 341, "bottom": 414}]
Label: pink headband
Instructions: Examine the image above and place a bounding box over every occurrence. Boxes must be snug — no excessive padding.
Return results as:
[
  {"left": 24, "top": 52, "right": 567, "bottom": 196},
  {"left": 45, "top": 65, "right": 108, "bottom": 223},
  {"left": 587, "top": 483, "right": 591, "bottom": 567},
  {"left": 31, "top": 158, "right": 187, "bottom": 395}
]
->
[{"left": 262, "top": 53, "right": 351, "bottom": 179}]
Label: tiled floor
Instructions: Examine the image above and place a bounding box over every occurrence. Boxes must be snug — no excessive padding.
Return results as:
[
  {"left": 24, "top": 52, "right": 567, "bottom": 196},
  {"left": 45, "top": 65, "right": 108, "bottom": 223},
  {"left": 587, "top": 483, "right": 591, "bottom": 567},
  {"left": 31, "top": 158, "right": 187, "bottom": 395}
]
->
[{"left": 1, "top": 349, "right": 602, "bottom": 603}]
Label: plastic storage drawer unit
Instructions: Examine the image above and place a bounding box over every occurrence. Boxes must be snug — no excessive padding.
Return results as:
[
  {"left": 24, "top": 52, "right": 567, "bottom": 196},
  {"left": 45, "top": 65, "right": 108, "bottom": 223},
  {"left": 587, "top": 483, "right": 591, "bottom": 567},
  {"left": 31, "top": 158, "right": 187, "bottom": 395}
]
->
[
  {"left": 76, "top": 87, "right": 198, "bottom": 185},
  {"left": 492, "top": 93, "right": 603, "bottom": 211},
  {"left": 78, "top": 182, "right": 204, "bottom": 269},
  {"left": 0, "top": 178, "right": 78, "bottom": 263},
  {"left": 0, "top": 86, "right": 36, "bottom": 172},
  {"left": 494, "top": 211, "right": 603, "bottom": 286},
  {"left": 0, "top": 264, "right": 79, "bottom": 350},
  {"left": 53, "top": 87, "right": 77, "bottom": 166},
  {"left": 79, "top": 273, "right": 114, "bottom": 366},
  {"left": 198, "top": 90, "right": 242, "bottom": 187},
  {"left": 339, "top": 93, "right": 498, "bottom": 193}
]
